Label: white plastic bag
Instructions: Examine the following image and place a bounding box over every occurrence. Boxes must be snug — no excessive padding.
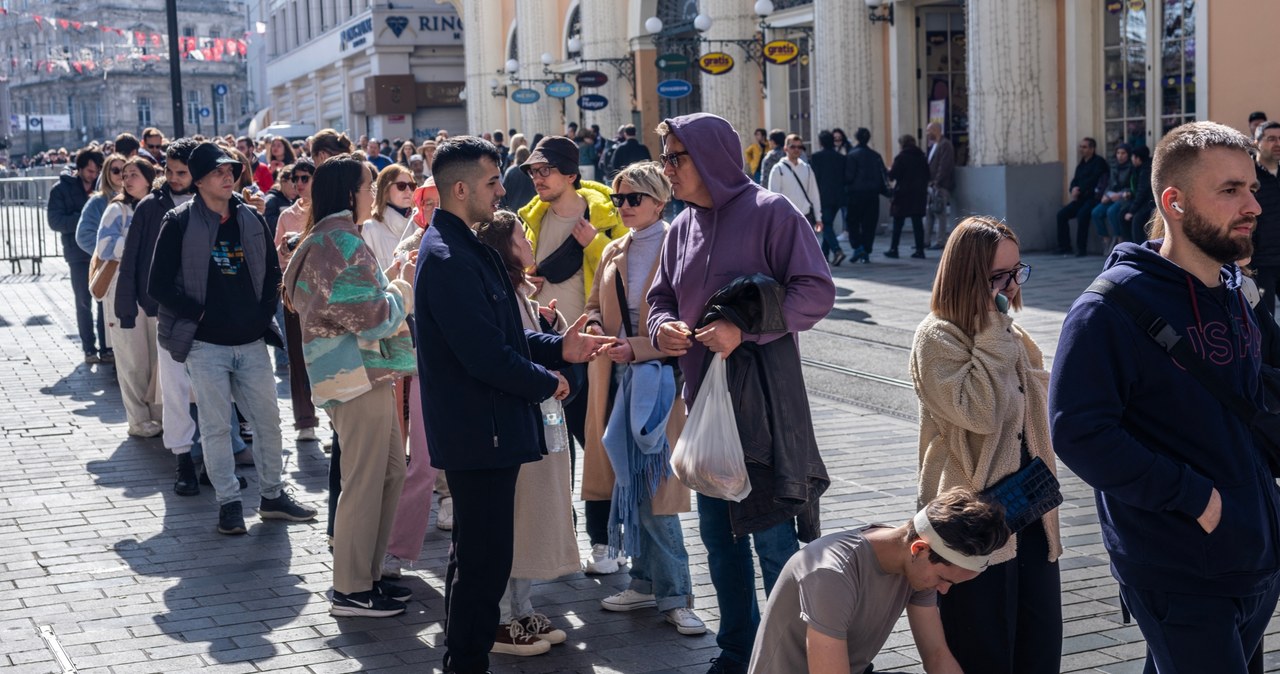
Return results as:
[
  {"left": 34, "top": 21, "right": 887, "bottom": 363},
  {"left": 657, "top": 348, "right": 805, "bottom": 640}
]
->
[{"left": 670, "top": 355, "right": 752, "bottom": 502}]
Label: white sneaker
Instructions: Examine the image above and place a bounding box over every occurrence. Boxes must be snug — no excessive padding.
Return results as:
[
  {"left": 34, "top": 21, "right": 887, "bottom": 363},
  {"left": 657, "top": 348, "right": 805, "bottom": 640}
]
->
[
  {"left": 436, "top": 496, "right": 454, "bottom": 531},
  {"left": 381, "top": 553, "right": 404, "bottom": 579},
  {"left": 601, "top": 589, "right": 657, "bottom": 612},
  {"left": 584, "top": 543, "right": 621, "bottom": 575},
  {"left": 665, "top": 607, "right": 707, "bottom": 635},
  {"left": 297, "top": 427, "right": 318, "bottom": 442}
]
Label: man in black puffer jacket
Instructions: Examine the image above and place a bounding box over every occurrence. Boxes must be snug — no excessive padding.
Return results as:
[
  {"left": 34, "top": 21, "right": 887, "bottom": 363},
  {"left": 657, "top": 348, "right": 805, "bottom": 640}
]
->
[
  {"left": 1252, "top": 121, "right": 1280, "bottom": 314},
  {"left": 47, "top": 149, "right": 106, "bottom": 363}
]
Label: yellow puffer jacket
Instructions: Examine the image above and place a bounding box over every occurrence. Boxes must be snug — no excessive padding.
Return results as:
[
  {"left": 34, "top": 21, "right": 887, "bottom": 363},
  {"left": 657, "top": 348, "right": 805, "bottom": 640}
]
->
[{"left": 518, "top": 179, "right": 629, "bottom": 304}]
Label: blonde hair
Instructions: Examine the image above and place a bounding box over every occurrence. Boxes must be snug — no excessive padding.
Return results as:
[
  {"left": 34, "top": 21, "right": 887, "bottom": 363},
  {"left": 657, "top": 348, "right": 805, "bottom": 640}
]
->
[
  {"left": 930, "top": 216, "right": 1022, "bottom": 336},
  {"left": 372, "top": 163, "right": 414, "bottom": 223},
  {"left": 611, "top": 161, "right": 672, "bottom": 205},
  {"left": 93, "top": 153, "right": 128, "bottom": 199}
]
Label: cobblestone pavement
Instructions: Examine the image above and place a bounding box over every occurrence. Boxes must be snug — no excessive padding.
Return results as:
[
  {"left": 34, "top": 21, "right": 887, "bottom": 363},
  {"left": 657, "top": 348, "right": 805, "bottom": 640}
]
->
[{"left": 3, "top": 248, "right": 1279, "bottom": 674}]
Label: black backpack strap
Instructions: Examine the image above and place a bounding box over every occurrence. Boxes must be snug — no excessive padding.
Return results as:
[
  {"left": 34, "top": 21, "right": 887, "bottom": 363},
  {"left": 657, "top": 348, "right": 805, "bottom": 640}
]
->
[{"left": 1085, "top": 279, "right": 1261, "bottom": 427}]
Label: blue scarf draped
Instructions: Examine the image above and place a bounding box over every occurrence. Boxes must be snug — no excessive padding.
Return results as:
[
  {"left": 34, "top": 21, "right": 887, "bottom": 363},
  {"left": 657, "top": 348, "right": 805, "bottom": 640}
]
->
[{"left": 602, "top": 360, "right": 676, "bottom": 557}]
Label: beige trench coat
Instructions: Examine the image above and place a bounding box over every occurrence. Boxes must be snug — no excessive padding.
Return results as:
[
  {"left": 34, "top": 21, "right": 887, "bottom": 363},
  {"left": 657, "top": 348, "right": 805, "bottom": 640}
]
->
[{"left": 582, "top": 224, "right": 691, "bottom": 515}]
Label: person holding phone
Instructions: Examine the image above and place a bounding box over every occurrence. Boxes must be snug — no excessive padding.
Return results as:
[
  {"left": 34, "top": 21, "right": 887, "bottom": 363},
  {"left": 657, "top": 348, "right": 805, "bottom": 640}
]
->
[{"left": 908, "top": 216, "right": 1063, "bottom": 674}]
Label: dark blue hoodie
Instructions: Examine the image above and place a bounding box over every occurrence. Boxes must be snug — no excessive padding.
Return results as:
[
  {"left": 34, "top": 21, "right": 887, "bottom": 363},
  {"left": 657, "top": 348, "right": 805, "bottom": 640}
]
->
[{"left": 1050, "top": 240, "right": 1280, "bottom": 596}]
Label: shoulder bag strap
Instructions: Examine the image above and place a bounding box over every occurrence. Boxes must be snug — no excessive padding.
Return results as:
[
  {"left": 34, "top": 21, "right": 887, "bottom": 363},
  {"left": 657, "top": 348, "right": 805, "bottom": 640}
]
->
[
  {"left": 782, "top": 162, "right": 814, "bottom": 213},
  {"left": 614, "top": 271, "right": 633, "bottom": 338}
]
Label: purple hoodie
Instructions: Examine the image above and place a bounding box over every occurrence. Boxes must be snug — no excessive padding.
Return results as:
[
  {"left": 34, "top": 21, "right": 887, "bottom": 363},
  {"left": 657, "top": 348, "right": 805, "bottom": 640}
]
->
[{"left": 646, "top": 113, "right": 835, "bottom": 405}]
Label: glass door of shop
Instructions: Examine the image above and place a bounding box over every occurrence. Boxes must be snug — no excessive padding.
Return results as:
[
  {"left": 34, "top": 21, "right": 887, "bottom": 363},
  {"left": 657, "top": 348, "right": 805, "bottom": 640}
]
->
[
  {"left": 1102, "top": 0, "right": 1196, "bottom": 157},
  {"left": 918, "top": 4, "right": 968, "bottom": 165}
]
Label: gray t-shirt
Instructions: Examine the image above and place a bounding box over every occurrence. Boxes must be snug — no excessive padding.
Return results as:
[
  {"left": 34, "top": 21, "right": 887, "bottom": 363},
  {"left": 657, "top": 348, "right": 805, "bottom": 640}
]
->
[
  {"left": 534, "top": 206, "right": 587, "bottom": 324},
  {"left": 748, "top": 527, "right": 937, "bottom": 674}
]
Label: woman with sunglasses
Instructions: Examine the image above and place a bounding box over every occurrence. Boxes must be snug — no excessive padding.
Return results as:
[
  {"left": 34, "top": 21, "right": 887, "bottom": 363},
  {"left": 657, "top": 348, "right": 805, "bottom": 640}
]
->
[
  {"left": 909, "top": 216, "right": 1062, "bottom": 674},
  {"left": 75, "top": 153, "right": 127, "bottom": 256},
  {"left": 96, "top": 157, "right": 161, "bottom": 437},
  {"left": 363, "top": 164, "right": 418, "bottom": 269},
  {"left": 274, "top": 158, "right": 321, "bottom": 444},
  {"left": 581, "top": 161, "right": 705, "bottom": 636}
]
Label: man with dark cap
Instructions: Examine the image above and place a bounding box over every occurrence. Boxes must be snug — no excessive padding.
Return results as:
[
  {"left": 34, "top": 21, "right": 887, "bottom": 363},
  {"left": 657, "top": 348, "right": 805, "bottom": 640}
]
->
[
  {"left": 148, "top": 142, "right": 316, "bottom": 535},
  {"left": 517, "top": 135, "right": 628, "bottom": 575}
]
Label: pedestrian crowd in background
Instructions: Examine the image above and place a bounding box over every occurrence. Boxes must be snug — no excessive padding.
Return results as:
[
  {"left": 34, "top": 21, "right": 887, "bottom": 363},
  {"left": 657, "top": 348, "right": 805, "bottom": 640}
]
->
[{"left": 38, "top": 108, "right": 1280, "bottom": 674}]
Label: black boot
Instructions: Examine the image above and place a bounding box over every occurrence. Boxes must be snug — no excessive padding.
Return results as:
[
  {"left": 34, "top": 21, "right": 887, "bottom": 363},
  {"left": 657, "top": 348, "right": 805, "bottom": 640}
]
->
[{"left": 174, "top": 453, "right": 199, "bottom": 496}]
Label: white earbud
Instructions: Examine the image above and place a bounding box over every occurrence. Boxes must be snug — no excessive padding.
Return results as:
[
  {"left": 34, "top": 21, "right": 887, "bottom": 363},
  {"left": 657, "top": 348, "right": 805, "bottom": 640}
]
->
[{"left": 1172, "top": 202, "right": 1184, "bottom": 213}]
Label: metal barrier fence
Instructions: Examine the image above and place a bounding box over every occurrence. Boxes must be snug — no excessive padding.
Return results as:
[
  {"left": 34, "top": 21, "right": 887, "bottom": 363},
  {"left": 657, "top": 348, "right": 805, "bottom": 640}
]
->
[{"left": 0, "top": 176, "right": 61, "bottom": 274}]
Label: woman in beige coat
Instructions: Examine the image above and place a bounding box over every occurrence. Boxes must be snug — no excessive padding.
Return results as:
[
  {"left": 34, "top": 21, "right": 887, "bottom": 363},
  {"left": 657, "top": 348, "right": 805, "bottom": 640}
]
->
[
  {"left": 474, "top": 211, "right": 579, "bottom": 657},
  {"left": 909, "top": 215, "right": 1062, "bottom": 674},
  {"left": 581, "top": 162, "right": 704, "bottom": 636}
]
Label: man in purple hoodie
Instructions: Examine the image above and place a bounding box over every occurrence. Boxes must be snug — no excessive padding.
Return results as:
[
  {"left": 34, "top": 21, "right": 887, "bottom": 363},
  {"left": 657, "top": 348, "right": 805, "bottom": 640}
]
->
[{"left": 646, "top": 113, "right": 836, "bottom": 674}]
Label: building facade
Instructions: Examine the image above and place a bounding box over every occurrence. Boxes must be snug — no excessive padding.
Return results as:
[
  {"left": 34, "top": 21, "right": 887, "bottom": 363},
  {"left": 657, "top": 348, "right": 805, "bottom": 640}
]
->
[
  {"left": 0, "top": 0, "right": 251, "bottom": 157},
  {"left": 262, "top": 0, "right": 466, "bottom": 143},
  {"left": 450, "top": 0, "right": 1280, "bottom": 250}
]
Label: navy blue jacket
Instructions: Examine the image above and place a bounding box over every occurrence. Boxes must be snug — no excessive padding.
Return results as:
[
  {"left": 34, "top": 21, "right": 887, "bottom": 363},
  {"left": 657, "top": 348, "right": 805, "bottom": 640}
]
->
[
  {"left": 1050, "top": 241, "right": 1280, "bottom": 596},
  {"left": 47, "top": 170, "right": 91, "bottom": 263},
  {"left": 415, "top": 208, "right": 565, "bottom": 471}
]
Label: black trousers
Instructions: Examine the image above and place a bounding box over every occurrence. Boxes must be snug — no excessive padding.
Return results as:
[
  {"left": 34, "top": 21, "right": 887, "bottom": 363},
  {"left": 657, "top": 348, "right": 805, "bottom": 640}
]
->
[
  {"left": 938, "top": 520, "right": 1062, "bottom": 674},
  {"left": 848, "top": 191, "right": 881, "bottom": 254},
  {"left": 442, "top": 465, "right": 521, "bottom": 674},
  {"left": 889, "top": 215, "right": 925, "bottom": 254},
  {"left": 1120, "top": 575, "right": 1280, "bottom": 674},
  {"left": 1056, "top": 197, "right": 1097, "bottom": 254}
]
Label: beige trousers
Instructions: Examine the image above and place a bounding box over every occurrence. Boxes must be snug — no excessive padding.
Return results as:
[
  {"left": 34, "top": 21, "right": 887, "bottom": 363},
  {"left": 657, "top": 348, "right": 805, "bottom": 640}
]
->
[
  {"left": 330, "top": 382, "right": 407, "bottom": 594},
  {"left": 105, "top": 280, "right": 161, "bottom": 431}
]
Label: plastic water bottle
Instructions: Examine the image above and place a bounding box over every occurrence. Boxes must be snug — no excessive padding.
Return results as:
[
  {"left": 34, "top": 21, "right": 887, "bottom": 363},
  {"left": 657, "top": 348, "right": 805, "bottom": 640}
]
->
[{"left": 541, "top": 399, "right": 568, "bottom": 453}]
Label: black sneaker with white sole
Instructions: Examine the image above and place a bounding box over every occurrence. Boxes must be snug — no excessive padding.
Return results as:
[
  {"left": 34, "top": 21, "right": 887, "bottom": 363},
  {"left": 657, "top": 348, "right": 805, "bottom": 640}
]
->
[
  {"left": 259, "top": 490, "right": 317, "bottom": 521},
  {"left": 217, "top": 501, "right": 247, "bottom": 535},
  {"left": 375, "top": 578, "right": 412, "bottom": 602},
  {"left": 330, "top": 589, "right": 406, "bottom": 618}
]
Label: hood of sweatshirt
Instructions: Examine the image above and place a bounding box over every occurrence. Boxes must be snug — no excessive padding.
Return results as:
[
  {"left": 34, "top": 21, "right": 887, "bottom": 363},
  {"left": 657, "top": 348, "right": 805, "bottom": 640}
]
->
[{"left": 666, "top": 113, "right": 754, "bottom": 211}]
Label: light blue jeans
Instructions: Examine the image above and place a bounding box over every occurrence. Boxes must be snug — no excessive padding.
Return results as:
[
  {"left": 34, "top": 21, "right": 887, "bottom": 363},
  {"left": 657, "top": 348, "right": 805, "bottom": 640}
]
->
[
  {"left": 628, "top": 491, "right": 695, "bottom": 612},
  {"left": 185, "top": 339, "right": 284, "bottom": 505}
]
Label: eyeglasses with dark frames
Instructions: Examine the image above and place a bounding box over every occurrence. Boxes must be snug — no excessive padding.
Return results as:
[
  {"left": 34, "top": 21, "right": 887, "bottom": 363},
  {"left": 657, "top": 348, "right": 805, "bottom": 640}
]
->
[
  {"left": 658, "top": 151, "right": 690, "bottom": 169},
  {"left": 391, "top": 181, "right": 416, "bottom": 192},
  {"left": 989, "top": 263, "right": 1031, "bottom": 291},
  {"left": 609, "top": 192, "right": 652, "bottom": 208},
  {"left": 525, "top": 166, "right": 559, "bottom": 178}
]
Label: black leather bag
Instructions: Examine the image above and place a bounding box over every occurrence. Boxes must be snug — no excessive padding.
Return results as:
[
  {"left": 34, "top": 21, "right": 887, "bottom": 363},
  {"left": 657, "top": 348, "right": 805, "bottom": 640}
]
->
[{"left": 982, "top": 457, "right": 1062, "bottom": 533}]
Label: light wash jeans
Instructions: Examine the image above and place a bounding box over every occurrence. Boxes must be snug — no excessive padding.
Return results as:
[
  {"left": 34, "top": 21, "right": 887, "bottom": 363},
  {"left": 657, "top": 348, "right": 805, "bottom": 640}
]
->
[
  {"left": 185, "top": 339, "right": 284, "bottom": 505},
  {"left": 628, "top": 491, "right": 695, "bottom": 612}
]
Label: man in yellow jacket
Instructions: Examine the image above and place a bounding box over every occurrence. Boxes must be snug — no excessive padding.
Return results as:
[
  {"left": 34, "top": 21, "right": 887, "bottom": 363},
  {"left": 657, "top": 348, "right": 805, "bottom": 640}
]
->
[{"left": 517, "top": 135, "right": 628, "bottom": 574}]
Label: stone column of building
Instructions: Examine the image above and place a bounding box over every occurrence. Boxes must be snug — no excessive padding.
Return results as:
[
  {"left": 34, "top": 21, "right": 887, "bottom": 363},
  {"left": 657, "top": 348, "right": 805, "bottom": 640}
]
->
[
  {"left": 578, "top": 0, "right": 629, "bottom": 139},
  {"left": 515, "top": 0, "right": 562, "bottom": 138},
  {"left": 966, "top": 0, "right": 1058, "bottom": 166},
  {"left": 812, "top": 0, "right": 883, "bottom": 143},
  {"left": 698, "top": 0, "right": 760, "bottom": 144},
  {"left": 454, "top": 0, "right": 506, "bottom": 136}
]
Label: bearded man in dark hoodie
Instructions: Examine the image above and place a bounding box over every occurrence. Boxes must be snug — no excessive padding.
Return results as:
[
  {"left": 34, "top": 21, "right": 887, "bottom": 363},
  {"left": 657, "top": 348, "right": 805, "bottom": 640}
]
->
[
  {"left": 647, "top": 113, "right": 836, "bottom": 674},
  {"left": 1051, "top": 121, "right": 1280, "bottom": 673}
]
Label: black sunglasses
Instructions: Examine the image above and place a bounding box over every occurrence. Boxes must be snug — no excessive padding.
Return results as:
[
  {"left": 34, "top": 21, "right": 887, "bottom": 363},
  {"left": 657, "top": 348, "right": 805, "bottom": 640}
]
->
[
  {"left": 658, "top": 151, "right": 690, "bottom": 169},
  {"left": 293, "top": 174, "right": 312, "bottom": 184},
  {"left": 989, "top": 263, "right": 1031, "bottom": 291},
  {"left": 609, "top": 193, "right": 652, "bottom": 208}
]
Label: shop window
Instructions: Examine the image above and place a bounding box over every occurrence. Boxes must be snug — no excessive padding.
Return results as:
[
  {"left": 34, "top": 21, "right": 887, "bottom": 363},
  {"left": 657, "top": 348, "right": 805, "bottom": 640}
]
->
[
  {"left": 1103, "top": 0, "right": 1195, "bottom": 155},
  {"left": 919, "top": 7, "right": 968, "bottom": 165},
  {"left": 786, "top": 36, "right": 811, "bottom": 141},
  {"left": 1159, "top": 0, "right": 1195, "bottom": 136}
]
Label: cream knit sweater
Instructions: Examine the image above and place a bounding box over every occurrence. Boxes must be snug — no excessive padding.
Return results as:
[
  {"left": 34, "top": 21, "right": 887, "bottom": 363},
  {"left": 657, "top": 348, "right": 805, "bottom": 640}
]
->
[{"left": 910, "top": 311, "right": 1062, "bottom": 565}]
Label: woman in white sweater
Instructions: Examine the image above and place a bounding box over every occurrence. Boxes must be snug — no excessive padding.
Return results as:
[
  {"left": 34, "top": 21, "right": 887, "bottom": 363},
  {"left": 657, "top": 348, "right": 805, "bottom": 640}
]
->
[
  {"left": 908, "top": 215, "right": 1062, "bottom": 674},
  {"left": 362, "top": 163, "right": 417, "bottom": 269},
  {"left": 95, "top": 157, "right": 160, "bottom": 437}
]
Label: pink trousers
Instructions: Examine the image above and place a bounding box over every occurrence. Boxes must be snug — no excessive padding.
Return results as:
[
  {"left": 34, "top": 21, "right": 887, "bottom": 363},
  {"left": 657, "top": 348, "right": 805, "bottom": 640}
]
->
[{"left": 386, "top": 378, "right": 439, "bottom": 562}]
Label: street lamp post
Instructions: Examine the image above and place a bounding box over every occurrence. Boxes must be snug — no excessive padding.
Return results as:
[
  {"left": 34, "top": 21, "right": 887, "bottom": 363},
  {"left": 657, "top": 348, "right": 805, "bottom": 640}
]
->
[{"left": 166, "top": 0, "right": 185, "bottom": 137}]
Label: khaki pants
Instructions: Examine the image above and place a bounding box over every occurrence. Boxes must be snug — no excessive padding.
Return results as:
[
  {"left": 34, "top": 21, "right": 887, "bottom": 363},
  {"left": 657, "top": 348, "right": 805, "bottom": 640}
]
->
[{"left": 330, "top": 382, "right": 407, "bottom": 594}]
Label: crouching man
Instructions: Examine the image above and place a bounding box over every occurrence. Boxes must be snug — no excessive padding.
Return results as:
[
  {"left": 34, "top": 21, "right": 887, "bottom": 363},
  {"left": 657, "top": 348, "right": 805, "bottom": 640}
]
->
[{"left": 749, "top": 488, "right": 1009, "bottom": 674}]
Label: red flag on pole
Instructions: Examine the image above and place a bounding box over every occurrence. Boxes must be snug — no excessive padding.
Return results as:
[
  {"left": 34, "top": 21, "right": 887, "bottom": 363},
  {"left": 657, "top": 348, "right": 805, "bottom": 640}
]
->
[
  {"left": 151, "top": 33, "right": 162, "bottom": 47},
  {"left": 33, "top": 15, "right": 44, "bottom": 28},
  {"left": 58, "top": 19, "right": 69, "bottom": 30},
  {"left": 135, "top": 31, "right": 145, "bottom": 46}
]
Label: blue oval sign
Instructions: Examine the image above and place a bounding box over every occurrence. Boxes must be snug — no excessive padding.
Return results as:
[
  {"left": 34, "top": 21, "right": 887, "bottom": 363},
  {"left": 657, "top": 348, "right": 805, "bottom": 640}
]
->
[
  {"left": 577, "top": 94, "right": 609, "bottom": 111},
  {"left": 657, "top": 79, "right": 693, "bottom": 99},
  {"left": 511, "top": 88, "right": 541, "bottom": 104},
  {"left": 545, "top": 81, "right": 576, "bottom": 99}
]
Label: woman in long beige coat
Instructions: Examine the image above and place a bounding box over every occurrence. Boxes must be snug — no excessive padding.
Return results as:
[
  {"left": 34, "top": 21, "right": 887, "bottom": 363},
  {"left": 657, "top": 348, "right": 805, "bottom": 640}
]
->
[
  {"left": 910, "top": 215, "right": 1062, "bottom": 674},
  {"left": 581, "top": 162, "right": 704, "bottom": 636}
]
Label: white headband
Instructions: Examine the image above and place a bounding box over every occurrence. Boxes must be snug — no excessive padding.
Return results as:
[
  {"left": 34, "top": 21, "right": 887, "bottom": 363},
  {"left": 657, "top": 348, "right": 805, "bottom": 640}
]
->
[{"left": 912, "top": 508, "right": 992, "bottom": 573}]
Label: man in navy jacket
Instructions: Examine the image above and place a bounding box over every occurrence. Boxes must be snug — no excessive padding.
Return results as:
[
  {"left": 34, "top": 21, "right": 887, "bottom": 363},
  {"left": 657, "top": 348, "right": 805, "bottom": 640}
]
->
[
  {"left": 1051, "top": 121, "right": 1280, "bottom": 673},
  {"left": 415, "top": 136, "right": 613, "bottom": 674}
]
